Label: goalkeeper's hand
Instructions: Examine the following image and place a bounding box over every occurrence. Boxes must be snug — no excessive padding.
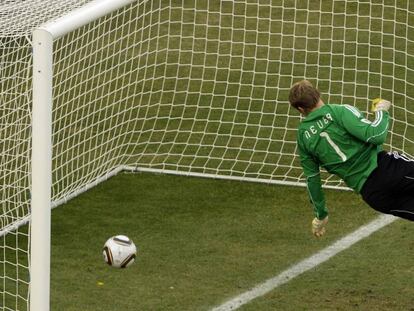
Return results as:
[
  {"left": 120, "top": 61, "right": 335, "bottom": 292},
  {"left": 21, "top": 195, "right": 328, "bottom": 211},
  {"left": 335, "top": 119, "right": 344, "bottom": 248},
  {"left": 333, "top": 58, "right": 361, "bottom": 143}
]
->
[
  {"left": 312, "top": 216, "right": 328, "bottom": 238},
  {"left": 371, "top": 98, "right": 391, "bottom": 112}
]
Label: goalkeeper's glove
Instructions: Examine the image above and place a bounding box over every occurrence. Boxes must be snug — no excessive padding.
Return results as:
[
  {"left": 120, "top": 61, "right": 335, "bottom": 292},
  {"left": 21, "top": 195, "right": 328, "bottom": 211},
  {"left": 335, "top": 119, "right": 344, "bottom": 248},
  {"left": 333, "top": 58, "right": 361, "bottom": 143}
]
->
[
  {"left": 312, "top": 216, "right": 328, "bottom": 238},
  {"left": 371, "top": 98, "right": 391, "bottom": 112}
]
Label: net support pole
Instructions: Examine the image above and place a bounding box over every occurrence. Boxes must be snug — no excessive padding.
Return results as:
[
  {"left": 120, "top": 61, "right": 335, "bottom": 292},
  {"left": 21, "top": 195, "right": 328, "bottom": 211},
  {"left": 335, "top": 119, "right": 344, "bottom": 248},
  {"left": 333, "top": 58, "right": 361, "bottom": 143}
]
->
[{"left": 30, "top": 28, "right": 53, "bottom": 311}]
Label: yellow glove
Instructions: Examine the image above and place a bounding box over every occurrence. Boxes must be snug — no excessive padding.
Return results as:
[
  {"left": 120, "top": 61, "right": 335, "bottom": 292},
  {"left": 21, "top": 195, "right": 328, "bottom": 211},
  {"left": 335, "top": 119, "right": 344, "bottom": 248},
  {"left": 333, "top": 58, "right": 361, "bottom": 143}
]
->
[
  {"left": 371, "top": 98, "right": 391, "bottom": 112},
  {"left": 312, "top": 216, "right": 328, "bottom": 238}
]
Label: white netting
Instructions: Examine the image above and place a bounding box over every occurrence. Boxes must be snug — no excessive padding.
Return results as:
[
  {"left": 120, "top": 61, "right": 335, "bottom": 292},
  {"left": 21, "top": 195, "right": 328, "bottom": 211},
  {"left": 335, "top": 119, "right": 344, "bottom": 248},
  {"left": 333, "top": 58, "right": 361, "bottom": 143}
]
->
[
  {"left": 121, "top": 0, "right": 413, "bottom": 184},
  {"left": 1, "top": 0, "right": 414, "bottom": 309},
  {"left": 0, "top": 1, "right": 111, "bottom": 309},
  {"left": 0, "top": 0, "right": 90, "bottom": 36}
]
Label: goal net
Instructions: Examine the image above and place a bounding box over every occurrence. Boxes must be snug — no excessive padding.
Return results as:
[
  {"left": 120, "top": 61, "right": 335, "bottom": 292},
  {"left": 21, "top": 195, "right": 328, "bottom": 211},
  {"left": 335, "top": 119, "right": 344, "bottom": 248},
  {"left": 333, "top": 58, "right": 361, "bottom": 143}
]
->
[
  {"left": 125, "top": 0, "right": 414, "bottom": 186},
  {"left": 1, "top": 0, "right": 414, "bottom": 310}
]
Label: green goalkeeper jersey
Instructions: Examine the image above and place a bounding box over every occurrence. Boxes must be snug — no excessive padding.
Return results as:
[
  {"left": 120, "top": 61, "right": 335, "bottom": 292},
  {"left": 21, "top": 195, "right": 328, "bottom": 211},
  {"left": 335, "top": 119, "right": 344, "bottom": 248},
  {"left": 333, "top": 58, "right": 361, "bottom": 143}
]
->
[{"left": 297, "top": 104, "right": 389, "bottom": 219}]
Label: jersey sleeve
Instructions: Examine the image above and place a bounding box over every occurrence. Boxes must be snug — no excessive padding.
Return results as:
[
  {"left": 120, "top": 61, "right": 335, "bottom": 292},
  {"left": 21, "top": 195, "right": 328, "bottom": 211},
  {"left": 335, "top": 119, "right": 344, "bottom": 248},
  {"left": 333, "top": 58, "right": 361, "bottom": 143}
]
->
[
  {"left": 297, "top": 137, "right": 328, "bottom": 220},
  {"left": 338, "top": 105, "right": 389, "bottom": 145}
]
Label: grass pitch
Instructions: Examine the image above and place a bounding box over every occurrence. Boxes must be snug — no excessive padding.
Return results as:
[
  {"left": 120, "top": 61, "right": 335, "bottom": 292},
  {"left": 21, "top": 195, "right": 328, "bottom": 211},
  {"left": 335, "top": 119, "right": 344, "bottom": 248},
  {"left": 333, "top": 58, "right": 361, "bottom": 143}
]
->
[
  {"left": 0, "top": 0, "right": 411, "bottom": 310},
  {"left": 48, "top": 172, "right": 413, "bottom": 311},
  {"left": 242, "top": 219, "right": 414, "bottom": 311}
]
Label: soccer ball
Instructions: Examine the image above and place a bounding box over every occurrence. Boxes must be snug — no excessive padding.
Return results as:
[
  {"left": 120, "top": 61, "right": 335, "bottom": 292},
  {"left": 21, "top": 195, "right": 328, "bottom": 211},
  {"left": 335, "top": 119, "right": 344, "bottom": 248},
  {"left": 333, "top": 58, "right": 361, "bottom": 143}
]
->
[{"left": 102, "top": 235, "right": 137, "bottom": 268}]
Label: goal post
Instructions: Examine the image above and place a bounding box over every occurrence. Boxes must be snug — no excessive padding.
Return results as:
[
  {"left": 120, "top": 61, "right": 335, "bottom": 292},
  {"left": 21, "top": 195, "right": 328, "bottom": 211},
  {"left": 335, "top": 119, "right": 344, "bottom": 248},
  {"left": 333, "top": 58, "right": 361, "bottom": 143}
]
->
[
  {"left": 30, "top": 27, "right": 53, "bottom": 311},
  {"left": 30, "top": 1, "right": 135, "bottom": 310}
]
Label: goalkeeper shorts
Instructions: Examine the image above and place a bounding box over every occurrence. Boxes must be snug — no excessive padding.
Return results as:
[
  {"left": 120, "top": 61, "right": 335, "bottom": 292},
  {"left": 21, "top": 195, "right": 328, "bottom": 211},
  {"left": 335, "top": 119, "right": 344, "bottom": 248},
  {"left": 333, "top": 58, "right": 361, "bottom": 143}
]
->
[{"left": 361, "top": 151, "right": 414, "bottom": 221}]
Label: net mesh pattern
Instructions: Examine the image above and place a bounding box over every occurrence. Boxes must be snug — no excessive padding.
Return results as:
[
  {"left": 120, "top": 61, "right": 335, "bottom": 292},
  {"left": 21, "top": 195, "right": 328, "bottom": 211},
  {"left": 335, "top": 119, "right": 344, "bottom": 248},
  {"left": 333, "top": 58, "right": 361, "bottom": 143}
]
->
[{"left": 1, "top": 1, "right": 414, "bottom": 309}]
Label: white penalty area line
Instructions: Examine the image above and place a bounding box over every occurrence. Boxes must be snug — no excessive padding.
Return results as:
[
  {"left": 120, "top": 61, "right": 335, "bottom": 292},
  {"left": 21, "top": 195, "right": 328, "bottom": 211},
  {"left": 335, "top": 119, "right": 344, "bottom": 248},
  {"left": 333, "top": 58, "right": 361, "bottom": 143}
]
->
[{"left": 211, "top": 214, "right": 397, "bottom": 311}]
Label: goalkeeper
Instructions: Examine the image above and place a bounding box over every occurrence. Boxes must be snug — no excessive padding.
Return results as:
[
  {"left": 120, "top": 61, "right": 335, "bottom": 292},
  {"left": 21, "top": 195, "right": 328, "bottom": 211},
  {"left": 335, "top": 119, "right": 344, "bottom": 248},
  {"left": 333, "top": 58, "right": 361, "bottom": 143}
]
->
[{"left": 289, "top": 80, "right": 414, "bottom": 238}]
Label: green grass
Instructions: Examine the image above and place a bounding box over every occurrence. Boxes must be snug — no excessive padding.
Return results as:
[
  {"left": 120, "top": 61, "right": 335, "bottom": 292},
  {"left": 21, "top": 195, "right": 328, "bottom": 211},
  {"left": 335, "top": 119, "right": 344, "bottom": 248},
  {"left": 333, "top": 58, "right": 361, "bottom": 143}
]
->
[
  {"left": 2, "top": 1, "right": 414, "bottom": 310},
  {"left": 51, "top": 172, "right": 385, "bottom": 311},
  {"left": 47, "top": 1, "right": 414, "bottom": 310},
  {"left": 242, "top": 220, "right": 414, "bottom": 311}
]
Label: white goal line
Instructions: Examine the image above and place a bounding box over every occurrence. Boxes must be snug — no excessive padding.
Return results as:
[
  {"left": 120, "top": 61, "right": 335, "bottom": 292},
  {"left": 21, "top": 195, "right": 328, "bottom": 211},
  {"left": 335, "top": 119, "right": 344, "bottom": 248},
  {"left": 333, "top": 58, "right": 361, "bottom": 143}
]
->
[{"left": 211, "top": 214, "right": 397, "bottom": 311}]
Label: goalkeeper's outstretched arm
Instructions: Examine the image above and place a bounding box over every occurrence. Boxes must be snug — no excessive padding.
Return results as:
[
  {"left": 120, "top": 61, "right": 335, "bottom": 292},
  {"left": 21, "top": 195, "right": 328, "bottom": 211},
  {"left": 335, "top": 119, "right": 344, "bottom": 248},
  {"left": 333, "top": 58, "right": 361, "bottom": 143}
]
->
[
  {"left": 298, "top": 141, "right": 329, "bottom": 237},
  {"left": 340, "top": 99, "right": 391, "bottom": 146}
]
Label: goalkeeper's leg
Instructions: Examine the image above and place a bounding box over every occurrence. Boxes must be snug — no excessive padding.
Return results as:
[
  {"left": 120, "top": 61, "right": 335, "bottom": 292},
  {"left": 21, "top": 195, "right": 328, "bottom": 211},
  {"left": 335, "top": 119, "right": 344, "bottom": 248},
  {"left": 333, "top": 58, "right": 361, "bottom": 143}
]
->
[
  {"left": 361, "top": 151, "right": 414, "bottom": 221},
  {"left": 389, "top": 195, "right": 414, "bottom": 220},
  {"left": 388, "top": 152, "right": 414, "bottom": 220}
]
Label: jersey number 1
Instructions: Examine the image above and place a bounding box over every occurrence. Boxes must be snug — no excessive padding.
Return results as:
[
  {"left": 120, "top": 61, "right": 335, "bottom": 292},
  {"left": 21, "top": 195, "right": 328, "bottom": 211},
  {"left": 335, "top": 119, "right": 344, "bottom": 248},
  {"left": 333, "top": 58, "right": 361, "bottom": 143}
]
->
[{"left": 320, "top": 132, "right": 347, "bottom": 162}]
